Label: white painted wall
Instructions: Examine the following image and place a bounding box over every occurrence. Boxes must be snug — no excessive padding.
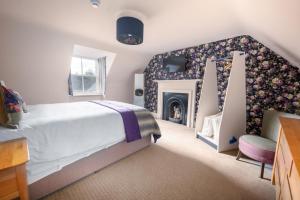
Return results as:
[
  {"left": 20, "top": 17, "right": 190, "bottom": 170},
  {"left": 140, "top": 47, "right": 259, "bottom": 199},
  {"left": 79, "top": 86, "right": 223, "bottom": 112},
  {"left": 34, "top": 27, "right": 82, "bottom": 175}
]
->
[{"left": 0, "top": 15, "right": 152, "bottom": 105}]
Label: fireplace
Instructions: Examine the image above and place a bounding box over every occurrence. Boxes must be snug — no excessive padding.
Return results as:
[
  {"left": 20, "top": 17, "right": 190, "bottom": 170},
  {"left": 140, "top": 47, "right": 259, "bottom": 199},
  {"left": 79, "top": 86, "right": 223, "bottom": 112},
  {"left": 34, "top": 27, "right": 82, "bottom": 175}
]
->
[
  {"left": 154, "top": 79, "right": 200, "bottom": 128},
  {"left": 163, "top": 92, "right": 188, "bottom": 125}
]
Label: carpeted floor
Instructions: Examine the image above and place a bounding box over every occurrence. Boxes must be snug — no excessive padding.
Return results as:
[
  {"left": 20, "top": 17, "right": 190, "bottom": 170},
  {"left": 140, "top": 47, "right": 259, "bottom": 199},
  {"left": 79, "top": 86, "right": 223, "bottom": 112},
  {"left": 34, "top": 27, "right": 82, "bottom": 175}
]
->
[{"left": 43, "top": 120, "right": 275, "bottom": 200}]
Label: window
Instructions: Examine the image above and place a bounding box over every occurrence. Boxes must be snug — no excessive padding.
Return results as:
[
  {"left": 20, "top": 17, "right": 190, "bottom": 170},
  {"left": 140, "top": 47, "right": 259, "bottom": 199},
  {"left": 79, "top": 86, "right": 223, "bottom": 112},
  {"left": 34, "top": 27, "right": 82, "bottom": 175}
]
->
[{"left": 69, "top": 56, "right": 106, "bottom": 96}]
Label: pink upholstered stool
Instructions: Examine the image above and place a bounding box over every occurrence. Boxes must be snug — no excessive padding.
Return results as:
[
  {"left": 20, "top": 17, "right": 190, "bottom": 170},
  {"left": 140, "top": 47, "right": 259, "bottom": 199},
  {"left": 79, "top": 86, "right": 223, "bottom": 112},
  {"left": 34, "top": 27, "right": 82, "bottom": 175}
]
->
[
  {"left": 237, "top": 135, "right": 276, "bottom": 178},
  {"left": 237, "top": 110, "right": 300, "bottom": 179}
]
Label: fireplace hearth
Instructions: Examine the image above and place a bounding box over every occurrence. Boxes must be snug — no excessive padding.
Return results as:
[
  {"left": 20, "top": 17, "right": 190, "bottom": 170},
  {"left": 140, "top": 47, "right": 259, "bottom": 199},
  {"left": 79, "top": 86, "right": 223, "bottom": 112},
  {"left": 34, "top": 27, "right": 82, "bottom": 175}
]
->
[{"left": 163, "top": 92, "right": 188, "bottom": 125}]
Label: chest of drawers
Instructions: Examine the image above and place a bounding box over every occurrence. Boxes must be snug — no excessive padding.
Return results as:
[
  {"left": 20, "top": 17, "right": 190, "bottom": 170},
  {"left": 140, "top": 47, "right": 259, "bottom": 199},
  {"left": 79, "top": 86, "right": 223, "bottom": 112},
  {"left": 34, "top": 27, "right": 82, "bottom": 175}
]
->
[{"left": 272, "top": 118, "right": 300, "bottom": 200}]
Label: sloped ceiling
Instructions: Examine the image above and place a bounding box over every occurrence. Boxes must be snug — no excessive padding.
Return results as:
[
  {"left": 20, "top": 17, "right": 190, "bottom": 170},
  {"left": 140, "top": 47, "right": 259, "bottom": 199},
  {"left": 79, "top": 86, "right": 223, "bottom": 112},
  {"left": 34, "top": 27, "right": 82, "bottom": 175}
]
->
[
  {"left": 231, "top": 0, "right": 300, "bottom": 67},
  {"left": 0, "top": 0, "right": 299, "bottom": 66}
]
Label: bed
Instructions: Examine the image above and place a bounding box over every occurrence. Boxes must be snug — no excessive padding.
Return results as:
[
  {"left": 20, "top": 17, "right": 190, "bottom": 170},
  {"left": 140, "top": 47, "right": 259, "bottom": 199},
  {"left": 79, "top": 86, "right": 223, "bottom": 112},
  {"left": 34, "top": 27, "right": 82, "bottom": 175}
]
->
[{"left": 0, "top": 100, "right": 161, "bottom": 199}]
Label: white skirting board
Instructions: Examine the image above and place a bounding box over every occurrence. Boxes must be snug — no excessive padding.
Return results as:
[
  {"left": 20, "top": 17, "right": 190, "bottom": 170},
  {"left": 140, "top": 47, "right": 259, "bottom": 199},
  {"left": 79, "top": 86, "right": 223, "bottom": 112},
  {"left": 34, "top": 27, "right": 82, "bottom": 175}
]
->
[{"left": 195, "top": 51, "right": 246, "bottom": 152}]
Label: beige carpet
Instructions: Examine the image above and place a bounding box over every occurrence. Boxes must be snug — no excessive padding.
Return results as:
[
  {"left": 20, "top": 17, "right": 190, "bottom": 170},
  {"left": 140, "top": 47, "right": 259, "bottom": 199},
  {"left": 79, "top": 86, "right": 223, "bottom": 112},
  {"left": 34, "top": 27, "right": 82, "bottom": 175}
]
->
[{"left": 43, "top": 120, "right": 275, "bottom": 200}]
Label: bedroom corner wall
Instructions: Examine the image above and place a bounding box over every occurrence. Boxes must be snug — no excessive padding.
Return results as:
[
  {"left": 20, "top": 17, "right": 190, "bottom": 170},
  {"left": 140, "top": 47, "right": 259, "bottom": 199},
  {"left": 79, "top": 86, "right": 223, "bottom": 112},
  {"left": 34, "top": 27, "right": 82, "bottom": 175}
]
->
[{"left": 0, "top": 15, "right": 152, "bottom": 105}]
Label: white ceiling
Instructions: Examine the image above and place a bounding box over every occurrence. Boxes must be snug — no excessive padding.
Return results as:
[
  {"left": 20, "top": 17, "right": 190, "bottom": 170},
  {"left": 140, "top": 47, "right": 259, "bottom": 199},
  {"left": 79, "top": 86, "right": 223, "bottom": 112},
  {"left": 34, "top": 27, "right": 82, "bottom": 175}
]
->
[{"left": 0, "top": 0, "right": 299, "bottom": 66}]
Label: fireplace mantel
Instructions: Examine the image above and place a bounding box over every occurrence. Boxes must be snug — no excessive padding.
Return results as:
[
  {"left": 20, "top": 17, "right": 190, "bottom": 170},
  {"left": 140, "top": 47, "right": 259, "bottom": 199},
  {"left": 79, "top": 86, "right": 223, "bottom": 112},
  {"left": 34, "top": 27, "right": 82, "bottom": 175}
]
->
[
  {"left": 154, "top": 79, "right": 200, "bottom": 85},
  {"left": 154, "top": 79, "right": 201, "bottom": 128}
]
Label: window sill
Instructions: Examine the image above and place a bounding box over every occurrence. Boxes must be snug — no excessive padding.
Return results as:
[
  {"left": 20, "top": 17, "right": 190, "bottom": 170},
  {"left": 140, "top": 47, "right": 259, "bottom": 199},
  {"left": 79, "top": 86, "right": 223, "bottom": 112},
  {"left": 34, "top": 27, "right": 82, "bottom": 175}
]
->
[{"left": 70, "top": 93, "right": 105, "bottom": 97}]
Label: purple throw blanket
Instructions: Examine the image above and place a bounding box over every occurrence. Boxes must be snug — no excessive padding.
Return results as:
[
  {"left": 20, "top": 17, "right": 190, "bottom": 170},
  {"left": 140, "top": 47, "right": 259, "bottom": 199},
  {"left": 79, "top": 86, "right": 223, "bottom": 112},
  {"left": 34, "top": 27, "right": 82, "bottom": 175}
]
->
[{"left": 92, "top": 101, "right": 142, "bottom": 143}]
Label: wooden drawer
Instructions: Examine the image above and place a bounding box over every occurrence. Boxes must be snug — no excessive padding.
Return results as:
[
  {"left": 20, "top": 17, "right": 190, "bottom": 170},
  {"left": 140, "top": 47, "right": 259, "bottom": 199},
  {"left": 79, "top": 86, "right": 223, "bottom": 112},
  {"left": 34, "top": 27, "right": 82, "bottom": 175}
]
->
[
  {"left": 280, "top": 133, "right": 292, "bottom": 173},
  {"left": 277, "top": 145, "right": 286, "bottom": 185},
  {"left": 289, "top": 162, "right": 300, "bottom": 200},
  {"left": 0, "top": 168, "right": 19, "bottom": 200},
  {"left": 281, "top": 174, "right": 292, "bottom": 200},
  {"left": 275, "top": 162, "right": 281, "bottom": 200}
]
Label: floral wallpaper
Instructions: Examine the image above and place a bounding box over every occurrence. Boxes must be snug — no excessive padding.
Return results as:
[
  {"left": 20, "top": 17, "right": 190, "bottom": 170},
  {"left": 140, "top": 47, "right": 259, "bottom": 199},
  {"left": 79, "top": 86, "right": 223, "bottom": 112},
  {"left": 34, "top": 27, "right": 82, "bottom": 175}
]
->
[{"left": 144, "top": 35, "right": 300, "bottom": 135}]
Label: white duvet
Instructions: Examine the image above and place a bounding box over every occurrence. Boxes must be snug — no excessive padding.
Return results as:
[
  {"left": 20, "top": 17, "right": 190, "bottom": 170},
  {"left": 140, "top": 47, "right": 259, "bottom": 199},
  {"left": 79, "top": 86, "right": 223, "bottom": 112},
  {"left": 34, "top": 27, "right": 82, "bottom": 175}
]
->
[{"left": 0, "top": 101, "right": 147, "bottom": 184}]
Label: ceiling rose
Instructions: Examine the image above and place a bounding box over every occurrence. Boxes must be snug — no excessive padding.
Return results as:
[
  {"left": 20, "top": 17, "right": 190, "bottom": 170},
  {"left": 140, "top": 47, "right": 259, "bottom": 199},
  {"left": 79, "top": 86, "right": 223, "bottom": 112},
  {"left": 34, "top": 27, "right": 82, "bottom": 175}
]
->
[{"left": 90, "top": 0, "right": 100, "bottom": 8}]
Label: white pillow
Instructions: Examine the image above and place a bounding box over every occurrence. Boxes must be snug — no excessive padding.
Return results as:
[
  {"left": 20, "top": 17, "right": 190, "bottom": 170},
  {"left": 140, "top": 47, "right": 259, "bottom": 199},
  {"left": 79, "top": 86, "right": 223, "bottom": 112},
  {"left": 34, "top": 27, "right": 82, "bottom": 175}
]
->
[{"left": 202, "top": 112, "right": 222, "bottom": 138}]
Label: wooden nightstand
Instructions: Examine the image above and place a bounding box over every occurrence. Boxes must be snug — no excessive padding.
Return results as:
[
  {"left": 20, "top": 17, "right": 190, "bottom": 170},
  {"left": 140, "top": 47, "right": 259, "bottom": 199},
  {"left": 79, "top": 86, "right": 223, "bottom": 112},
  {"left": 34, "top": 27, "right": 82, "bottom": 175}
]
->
[{"left": 0, "top": 138, "right": 29, "bottom": 200}]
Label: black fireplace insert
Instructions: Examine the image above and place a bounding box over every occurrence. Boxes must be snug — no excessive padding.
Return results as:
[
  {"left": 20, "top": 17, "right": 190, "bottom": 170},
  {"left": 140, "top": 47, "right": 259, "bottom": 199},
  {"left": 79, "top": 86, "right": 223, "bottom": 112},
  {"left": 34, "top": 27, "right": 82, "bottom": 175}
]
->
[{"left": 162, "top": 92, "right": 188, "bottom": 125}]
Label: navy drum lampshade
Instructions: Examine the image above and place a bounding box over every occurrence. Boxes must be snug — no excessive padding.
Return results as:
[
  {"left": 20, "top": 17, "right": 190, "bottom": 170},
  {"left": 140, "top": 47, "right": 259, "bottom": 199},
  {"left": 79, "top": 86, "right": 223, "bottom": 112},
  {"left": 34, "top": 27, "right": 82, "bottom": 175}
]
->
[{"left": 117, "top": 16, "right": 144, "bottom": 45}]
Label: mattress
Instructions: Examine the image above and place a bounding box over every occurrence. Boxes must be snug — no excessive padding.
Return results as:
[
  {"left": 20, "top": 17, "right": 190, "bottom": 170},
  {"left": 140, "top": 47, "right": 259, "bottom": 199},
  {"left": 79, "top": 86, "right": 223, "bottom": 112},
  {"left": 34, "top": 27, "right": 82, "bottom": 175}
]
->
[{"left": 0, "top": 101, "right": 154, "bottom": 184}]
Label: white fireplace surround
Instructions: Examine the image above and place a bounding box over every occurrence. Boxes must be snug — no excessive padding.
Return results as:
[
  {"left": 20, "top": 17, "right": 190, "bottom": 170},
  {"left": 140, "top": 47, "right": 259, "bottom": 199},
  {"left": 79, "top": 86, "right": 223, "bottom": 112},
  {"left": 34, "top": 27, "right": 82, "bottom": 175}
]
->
[{"left": 154, "top": 79, "right": 200, "bottom": 128}]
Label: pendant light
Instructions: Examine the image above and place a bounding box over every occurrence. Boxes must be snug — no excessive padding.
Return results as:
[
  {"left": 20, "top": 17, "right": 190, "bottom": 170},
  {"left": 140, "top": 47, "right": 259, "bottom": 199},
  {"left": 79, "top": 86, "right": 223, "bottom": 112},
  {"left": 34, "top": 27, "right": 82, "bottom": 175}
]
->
[{"left": 116, "top": 16, "right": 144, "bottom": 45}]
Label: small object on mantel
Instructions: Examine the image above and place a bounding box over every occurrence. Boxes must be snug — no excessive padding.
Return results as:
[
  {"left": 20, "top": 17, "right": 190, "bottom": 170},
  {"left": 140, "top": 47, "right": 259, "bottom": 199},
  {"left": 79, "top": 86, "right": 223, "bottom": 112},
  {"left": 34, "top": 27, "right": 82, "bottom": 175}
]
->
[{"left": 0, "top": 137, "right": 29, "bottom": 200}]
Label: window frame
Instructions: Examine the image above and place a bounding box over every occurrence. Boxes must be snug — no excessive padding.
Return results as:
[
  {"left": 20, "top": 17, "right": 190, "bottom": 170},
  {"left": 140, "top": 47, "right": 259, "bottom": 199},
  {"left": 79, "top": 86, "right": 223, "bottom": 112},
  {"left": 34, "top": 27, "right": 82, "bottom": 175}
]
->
[{"left": 70, "top": 56, "right": 102, "bottom": 97}]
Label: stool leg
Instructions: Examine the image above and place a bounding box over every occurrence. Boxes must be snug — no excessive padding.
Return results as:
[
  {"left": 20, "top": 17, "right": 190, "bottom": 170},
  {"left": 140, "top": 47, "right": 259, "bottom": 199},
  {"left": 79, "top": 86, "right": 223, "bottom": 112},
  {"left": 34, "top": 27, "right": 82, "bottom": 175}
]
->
[
  {"left": 236, "top": 150, "right": 242, "bottom": 160},
  {"left": 260, "top": 163, "right": 265, "bottom": 179}
]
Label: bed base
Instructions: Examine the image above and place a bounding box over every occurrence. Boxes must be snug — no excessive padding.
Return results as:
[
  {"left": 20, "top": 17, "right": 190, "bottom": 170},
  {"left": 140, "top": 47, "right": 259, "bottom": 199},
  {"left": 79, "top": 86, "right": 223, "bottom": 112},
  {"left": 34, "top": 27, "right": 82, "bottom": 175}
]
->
[{"left": 29, "top": 136, "right": 151, "bottom": 200}]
